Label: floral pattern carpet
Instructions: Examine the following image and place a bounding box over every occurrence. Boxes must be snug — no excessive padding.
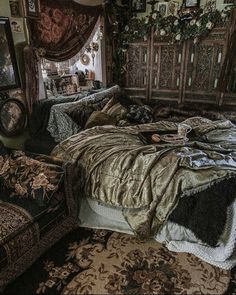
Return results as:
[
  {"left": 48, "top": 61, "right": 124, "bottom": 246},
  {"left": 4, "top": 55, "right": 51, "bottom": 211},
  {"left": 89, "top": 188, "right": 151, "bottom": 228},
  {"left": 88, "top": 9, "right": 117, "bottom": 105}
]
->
[{"left": 4, "top": 227, "right": 235, "bottom": 295}]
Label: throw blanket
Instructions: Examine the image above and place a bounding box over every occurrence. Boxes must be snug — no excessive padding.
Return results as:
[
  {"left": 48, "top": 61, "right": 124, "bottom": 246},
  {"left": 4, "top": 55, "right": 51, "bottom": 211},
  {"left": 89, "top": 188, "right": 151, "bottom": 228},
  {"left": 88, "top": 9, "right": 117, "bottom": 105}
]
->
[{"left": 52, "top": 117, "right": 236, "bottom": 240}]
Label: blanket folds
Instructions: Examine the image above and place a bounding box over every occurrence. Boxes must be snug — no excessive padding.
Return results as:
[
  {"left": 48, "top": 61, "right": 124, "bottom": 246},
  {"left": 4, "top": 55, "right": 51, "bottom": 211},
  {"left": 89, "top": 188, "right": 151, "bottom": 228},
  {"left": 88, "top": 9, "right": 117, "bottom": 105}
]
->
[{"left": 51, "top": 118, "right": 236, "bottom": 241}]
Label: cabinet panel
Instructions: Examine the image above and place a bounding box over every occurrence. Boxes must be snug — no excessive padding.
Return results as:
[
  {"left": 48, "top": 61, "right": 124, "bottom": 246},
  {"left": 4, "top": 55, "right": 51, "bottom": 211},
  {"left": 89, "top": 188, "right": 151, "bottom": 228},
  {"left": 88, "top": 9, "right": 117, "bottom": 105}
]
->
[
  {"left": 183, "top": 28, "right": 227, "bottom": 105},
  {"left": 121, "top": 25, "right": 236, "bottom": 106},
  {"left": 150, "top": 39, "right": 184, "bottom": 103},
  {"left": 124, "top": 41, "right": 150, "bottom": 99}
]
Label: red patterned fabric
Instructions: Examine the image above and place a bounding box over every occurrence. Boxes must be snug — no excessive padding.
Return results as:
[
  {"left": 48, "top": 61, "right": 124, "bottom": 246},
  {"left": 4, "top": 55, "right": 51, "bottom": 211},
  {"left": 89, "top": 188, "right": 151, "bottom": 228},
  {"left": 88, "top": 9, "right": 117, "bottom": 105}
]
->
[
  {"left": 28, "top": 0, "right": 102, "bottom": 61},
  {"left": 24, "top": 0, "right": 102, "bottom": 113}
]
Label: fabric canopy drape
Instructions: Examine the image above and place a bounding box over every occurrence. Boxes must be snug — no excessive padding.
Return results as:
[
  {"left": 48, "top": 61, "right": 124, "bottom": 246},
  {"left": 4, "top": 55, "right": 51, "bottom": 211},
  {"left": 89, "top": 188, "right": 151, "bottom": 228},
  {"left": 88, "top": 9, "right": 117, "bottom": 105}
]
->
[
  {"left": 24, "top": 0, "right": 103, "bottom": 113},
  {"left": 28, "top": 0, "right": 103, "bottom": 61}
]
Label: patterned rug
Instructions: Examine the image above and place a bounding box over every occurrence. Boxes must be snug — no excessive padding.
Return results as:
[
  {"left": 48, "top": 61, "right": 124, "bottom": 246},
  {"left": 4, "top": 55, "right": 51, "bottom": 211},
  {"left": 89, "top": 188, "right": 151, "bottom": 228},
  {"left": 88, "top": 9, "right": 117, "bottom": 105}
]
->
[{"left": 3, "top": 227, "right": 235, "bottom": 295}]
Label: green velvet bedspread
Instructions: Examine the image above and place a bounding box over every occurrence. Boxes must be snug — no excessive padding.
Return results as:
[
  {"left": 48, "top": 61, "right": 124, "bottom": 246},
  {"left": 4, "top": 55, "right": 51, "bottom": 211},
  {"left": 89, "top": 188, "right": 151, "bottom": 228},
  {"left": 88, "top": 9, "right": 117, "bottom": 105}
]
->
[{"left": 52, "top": 117, "right": 236, "bottom": 239}]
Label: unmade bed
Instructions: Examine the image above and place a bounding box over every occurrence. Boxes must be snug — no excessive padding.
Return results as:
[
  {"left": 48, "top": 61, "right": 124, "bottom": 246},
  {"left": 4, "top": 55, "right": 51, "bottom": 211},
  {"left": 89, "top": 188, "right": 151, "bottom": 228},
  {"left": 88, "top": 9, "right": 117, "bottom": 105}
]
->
[{"left": 51, "top": 117, "right": 236, "bottom": 269}]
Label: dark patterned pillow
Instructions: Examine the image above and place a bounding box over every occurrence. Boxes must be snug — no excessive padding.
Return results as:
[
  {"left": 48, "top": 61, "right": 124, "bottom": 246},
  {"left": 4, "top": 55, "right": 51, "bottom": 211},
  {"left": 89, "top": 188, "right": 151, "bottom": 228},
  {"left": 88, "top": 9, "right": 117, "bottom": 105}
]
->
[
  {"left": 126, "top": 105, "right": 154, "bottom": 124},
  {"left": 0, "top": 151, "right": 64, "bottom": 206}
]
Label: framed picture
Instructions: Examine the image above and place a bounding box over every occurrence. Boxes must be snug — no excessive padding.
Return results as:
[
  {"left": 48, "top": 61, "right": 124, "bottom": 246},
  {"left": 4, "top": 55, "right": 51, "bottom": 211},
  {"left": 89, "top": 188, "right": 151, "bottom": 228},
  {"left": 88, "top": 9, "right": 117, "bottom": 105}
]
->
[
  {"left": 80, "top": 53, "right": 90, "bottom": 66},
  {"left": 10, "top": 18, "right": 24, "bottom": 33},
  {"left": 23, "top": 0, "right": 41, "bottom": 18},
  {"left": 0, "top": 98, "right": 27, "bottom": 137},
  {"left": 168, "top": 0, "right": 181, "bottom": 16},
  {"left": 157, "top": 2, "right": 168, "bottom": 17},
  {"left": 0, "top": 17, "right": 21, "bottom": 92},
  {"left": 131, "top": 0, "right": 146, "bottom": 12},
  {"left": 183, "top": 0, "right": 200, "bottom": 8},
  {"left": 9, "top": 0, "right": 23, "bottom": 17}
]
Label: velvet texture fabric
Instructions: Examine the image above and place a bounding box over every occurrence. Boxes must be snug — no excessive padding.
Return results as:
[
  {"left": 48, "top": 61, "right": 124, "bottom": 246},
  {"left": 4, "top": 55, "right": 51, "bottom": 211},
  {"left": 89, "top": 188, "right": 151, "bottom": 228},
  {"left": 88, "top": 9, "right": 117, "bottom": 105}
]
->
[
  {"left": 52, "top": 118, "right": 236, "bottom": 240},
  {"left": 24, "top": 0, "right": 102, "bottom": 113}
]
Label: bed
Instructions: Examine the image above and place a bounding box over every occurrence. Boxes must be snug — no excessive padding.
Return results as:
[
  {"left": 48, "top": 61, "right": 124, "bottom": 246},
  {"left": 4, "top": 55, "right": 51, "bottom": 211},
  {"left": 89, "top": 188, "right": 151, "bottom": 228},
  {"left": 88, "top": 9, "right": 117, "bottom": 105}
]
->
[{"left": 50, "top": 116, "right": 236, "bottom": 269}]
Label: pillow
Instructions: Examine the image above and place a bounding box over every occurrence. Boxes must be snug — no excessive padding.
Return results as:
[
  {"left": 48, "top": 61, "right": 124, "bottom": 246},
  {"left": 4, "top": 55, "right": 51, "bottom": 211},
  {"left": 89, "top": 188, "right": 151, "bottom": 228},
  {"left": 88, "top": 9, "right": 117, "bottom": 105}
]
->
[
  {"left": 105, "top": 103, "right": 127, "bottom": 121},
  {"left": 85, "top": 111, "right": 117, "bottom": 129},
  {"left": 126, "top": 105, "right": 154, "bottom": 124},
  {"left": 101, "top": 97, "right": 118, "bottom": 113},
  {"left": 0, "top": 150, "right": 64, "bottom": 207},
  {"left": 65, "top": 105, "right": 95, "bottom": 128},
  {"left": 65, "top": 98, "right": 110, "bottom": 128}
]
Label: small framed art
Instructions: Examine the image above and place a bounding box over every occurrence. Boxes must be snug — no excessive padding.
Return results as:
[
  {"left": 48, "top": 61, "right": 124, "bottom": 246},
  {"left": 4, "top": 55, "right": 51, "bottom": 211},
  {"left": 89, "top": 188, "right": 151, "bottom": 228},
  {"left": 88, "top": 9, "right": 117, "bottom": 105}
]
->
[
  {"left": 157, "top": 2, "right": 168, "bottom": 17},
  {"left": 183, "top": 0, "right": 200, "bottom": 8},
  {"left": 9, "top": 0, "right": 23, "bottom": 17},
  {"left": 23, "top": 0, "right": 41, "bottom": 18},
  {"left": 131, "top": 0, "right": 146, "bottom": 12},
  {"left": 0, "top": 98, "right": 27, "bottom": 137}
]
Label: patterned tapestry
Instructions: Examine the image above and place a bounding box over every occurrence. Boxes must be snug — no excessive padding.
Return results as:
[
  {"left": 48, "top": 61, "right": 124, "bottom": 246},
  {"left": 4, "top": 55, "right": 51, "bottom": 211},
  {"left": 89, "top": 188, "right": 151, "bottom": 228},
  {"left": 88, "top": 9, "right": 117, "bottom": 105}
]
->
[
  {"left": 28, "top": 0, "right": 102, "bottom": 61},
  {"left": 24, "top": 0, "right": 102, "bottom": 113}
]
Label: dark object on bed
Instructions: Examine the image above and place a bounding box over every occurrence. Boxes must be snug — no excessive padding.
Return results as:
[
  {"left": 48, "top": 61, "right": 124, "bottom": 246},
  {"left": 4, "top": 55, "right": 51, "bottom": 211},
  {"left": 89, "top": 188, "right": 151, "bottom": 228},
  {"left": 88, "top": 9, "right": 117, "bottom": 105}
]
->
[
  {"left": 169, "top": 176, "right": 236, "bottom": 247},
  {"left": 0, "top": 141, "right": 78, "bottom": 290},
  {"left": 126, "top": 105, "right": 154, "bottom": 124},
  {"left": 25, "top": 93, "right": 88, "bottom": 155},
  {"left": 139, "top": 130, "right": 180, "bottom": 144}
]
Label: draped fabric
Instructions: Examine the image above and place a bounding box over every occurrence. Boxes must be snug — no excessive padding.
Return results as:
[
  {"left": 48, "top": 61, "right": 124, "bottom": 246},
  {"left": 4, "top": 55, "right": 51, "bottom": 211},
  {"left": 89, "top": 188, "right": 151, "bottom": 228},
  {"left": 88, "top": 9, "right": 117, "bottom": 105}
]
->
[
  {"left": 218, "top": 8, "right": 236, "bottom": 105},
  {"left": 24, "top": 0, "right": 103, "bottom": 113},
  {"left": 27, "top": 0, "right": 103, "bottom": 61}
]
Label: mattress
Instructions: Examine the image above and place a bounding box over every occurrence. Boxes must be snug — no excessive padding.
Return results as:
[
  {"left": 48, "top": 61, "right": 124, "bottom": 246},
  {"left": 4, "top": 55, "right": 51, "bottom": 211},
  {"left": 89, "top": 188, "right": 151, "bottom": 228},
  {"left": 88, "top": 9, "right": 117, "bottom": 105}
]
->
[{"left": 78, "top": 197, "right": 236, "bottom": 269}]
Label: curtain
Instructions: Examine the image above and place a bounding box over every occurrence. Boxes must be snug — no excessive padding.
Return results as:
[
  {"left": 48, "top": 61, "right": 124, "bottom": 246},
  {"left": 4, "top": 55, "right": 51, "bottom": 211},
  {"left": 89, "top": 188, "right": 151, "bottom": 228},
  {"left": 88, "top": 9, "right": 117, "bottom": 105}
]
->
[
  {"left": 24, "top": 0, "right": 103, "bottom": 112},
  {"left": 28, "top": 0, "right": 102, "bottom": 61}
]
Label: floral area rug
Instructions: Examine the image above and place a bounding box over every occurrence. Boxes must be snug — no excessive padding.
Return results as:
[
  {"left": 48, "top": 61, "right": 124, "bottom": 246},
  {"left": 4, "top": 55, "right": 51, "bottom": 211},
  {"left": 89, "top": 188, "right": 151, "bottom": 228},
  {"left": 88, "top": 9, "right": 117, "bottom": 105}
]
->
[{"left": 3, "top": 227, "right": 234, "bottom": 295}]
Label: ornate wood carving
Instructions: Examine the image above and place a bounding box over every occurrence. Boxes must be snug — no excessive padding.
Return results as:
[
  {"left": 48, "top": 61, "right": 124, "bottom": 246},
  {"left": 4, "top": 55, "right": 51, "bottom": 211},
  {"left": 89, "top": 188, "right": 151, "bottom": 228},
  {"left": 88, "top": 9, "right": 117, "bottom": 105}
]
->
[
  {"left": 121, "top": 22, "right": 236, "bottom": 106},
  {"left": 159, "top": 45, "right": 175, "bottom": 89},
  {"left": 125, "top": 42, "right": 149, "bottom": 97}
]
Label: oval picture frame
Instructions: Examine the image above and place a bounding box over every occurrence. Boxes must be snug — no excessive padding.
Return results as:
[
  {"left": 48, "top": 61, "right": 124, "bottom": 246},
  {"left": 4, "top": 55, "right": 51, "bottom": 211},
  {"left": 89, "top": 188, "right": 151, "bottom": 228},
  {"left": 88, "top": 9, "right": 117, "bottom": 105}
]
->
[
  {"left": 0, "top": 98, "right": 27, "bottom": 137},
  {"left": 80, "top": 53, "right": 90, "bottom": 66}
]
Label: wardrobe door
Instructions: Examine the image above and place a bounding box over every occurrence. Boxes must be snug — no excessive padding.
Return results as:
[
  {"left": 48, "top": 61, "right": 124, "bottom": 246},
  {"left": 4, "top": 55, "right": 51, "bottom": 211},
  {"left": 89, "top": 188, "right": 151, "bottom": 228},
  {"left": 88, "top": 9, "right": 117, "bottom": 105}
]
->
[
  {"left": 182, "top": 27, "right": 227, "bottom": 106},
  {"left": 149, "top": 35, "right": 185, "bottom": 104},
  {"left": 124, "top": 38, "right": 151, "bottom": 100}
]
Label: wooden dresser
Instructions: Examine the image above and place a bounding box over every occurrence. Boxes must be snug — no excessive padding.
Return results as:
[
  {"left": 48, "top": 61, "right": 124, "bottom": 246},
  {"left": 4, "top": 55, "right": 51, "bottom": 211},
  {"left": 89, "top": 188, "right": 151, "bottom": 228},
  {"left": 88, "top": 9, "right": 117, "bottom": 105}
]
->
[{"left": 106, "top": 14, "right": 236, "bottom": 109}]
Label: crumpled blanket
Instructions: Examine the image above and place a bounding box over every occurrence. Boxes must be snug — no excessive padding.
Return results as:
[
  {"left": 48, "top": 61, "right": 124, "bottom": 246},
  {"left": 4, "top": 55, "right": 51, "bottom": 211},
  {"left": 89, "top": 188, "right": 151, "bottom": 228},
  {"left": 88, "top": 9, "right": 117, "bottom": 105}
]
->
[{"left": 51, "top": 117, "right": 236, "bottom": 239}]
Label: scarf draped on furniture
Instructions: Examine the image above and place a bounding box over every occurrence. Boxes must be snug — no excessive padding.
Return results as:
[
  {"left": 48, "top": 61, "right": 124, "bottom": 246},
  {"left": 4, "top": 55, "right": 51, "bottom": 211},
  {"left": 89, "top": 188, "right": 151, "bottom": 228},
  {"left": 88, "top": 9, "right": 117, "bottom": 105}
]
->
[{"left": 24, "top": 0, "right": 102, "bottom": 113}]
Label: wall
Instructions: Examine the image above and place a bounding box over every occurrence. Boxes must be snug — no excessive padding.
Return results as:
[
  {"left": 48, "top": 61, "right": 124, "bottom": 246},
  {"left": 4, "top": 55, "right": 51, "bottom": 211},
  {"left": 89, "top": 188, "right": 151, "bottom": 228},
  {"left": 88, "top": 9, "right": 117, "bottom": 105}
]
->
[
  {"left": 0, "top": 0, "right": 29, "bottom": 149},
  {"left": 138, "top": 0, "right": 228, "bottom": 17},
  {"left": 70, "top": 31, "right": 103, "bottom": 83},
  {"left": 0, "top": 0, "right": 27, "bottom": 45}
]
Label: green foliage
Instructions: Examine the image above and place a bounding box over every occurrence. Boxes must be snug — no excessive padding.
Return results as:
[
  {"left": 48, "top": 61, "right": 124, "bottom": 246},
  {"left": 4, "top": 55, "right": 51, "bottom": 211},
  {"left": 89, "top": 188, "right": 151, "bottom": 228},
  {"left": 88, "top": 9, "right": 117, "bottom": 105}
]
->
[{"left": 106, "top": 1, "right": 235, "bottom": 84}]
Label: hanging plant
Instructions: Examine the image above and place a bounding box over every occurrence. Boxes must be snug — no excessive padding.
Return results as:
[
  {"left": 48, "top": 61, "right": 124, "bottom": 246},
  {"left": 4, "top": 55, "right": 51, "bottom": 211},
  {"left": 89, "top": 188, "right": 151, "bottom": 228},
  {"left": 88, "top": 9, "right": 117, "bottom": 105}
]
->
[{"left": 105, "top": 1, "right": 235, "bottom": 84}]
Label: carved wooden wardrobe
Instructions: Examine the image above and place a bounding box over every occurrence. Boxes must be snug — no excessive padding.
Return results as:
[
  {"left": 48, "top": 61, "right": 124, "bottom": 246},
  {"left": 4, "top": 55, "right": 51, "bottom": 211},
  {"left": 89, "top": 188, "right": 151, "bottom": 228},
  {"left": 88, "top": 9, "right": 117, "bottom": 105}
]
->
[{"left": 106, "top": 15, "right": 236, "bottom": 109}]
